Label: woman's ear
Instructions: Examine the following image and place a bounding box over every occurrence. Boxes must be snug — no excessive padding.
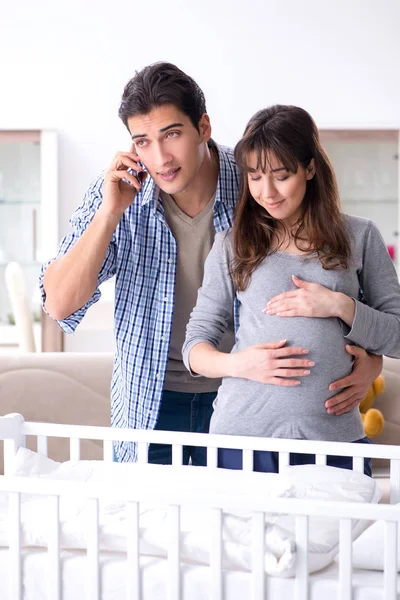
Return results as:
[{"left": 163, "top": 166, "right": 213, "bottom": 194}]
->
[{"left": 306, "top": 158, "right": 316, "bottom": 180}]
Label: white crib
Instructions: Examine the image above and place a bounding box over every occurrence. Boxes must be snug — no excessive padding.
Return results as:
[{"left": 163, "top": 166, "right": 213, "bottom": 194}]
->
[{"left": 0, "top": 412, "right": 399, "bottom": 600}]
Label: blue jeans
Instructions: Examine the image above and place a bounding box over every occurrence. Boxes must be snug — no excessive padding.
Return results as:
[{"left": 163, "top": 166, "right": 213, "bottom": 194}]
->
[
  {"left": 218, "top": 436, "right": 372, "bottom": 477},
  {"left": 148, "top": 390, "right": 216, "bottom": 466}
]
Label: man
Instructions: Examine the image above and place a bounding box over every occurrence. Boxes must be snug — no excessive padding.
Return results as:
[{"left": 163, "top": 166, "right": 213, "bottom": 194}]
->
[{"left": 40, "top": 62, "right": 382, "bottom": 464}]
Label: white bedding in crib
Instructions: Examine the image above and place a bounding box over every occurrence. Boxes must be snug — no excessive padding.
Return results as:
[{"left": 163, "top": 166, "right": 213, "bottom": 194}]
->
[
  {"left": 0, "top": 549, "right": 397, "bottom": 600},
  {"left": 0, "top": 448, "right": 381, "bottom": 579}
]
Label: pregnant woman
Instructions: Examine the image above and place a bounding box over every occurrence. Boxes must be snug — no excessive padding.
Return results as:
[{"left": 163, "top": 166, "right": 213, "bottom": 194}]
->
[{"left": 182, "top": 104, "right": 400, "bottom": 476}]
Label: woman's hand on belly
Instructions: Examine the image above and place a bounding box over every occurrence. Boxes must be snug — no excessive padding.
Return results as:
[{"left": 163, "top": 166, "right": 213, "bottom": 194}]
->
[
  {"left": 231, "top": 339, "right": 315, "bottom": 386},
  {"left": 263, "top": 275, "right": 356, "bottom": 326}
]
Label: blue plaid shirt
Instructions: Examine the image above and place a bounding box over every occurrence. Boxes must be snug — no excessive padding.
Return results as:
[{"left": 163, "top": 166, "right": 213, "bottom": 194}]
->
[{"left": 39, "top": 144, "right": 240, "bottom": 461}]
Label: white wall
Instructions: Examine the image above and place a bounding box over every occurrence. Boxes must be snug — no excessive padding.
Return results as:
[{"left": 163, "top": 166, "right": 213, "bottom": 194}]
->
[{"left": 1, "top": 0, "right": 399, "bottom": 350}]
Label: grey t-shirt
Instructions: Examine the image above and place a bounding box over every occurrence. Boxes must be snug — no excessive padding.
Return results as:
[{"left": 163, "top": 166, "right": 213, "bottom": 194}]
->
[
  {"left": 162, "top": 191, "right": 235, "bottom": 392},
  {"left": 182, "top": 215, "right": 400, "bottom": 442}
]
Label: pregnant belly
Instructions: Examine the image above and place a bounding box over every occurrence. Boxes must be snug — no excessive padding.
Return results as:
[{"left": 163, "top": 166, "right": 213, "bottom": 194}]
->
[{"left": 232, "top": 315, "right": 353, "bottom": 413}]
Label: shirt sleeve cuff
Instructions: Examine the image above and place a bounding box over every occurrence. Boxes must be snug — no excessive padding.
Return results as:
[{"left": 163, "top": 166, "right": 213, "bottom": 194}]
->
[
  {"left": 344, "top": 299, "right": 371, "bottom": 349},
  {"left": 182, "top": 340, "right": 209, "bottom": 378}
]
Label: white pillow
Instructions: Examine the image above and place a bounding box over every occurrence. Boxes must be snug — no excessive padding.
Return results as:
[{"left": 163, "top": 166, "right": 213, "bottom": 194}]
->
[
  {"left": 266, "top": 465, "right": 382, "bottom": 576},
  {"left": 352, "top": 503, "right": 400, "bottom": 571},
  {"left": 12, "top": 447, "right": 60, "bottom": 476}
]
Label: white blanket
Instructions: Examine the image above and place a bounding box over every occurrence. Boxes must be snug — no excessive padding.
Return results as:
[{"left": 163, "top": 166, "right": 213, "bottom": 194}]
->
[{"left": 0, "top": 448, "right": 381, "bottom": 577}]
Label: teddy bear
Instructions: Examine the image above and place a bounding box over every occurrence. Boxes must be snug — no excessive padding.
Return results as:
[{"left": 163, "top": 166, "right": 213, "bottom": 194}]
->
[{"left": 359, "top": 375, "right": 385, "bottom": 438}]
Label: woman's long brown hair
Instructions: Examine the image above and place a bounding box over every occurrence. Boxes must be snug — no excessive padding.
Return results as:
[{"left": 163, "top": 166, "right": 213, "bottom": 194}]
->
[{"left": 232, "top": 105, "right": 351, "bottom": 291}]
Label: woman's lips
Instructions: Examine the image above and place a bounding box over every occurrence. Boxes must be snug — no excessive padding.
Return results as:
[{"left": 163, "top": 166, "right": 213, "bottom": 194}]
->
[{"left": 265, "top": 199, "right": 284, "bottom": 209}]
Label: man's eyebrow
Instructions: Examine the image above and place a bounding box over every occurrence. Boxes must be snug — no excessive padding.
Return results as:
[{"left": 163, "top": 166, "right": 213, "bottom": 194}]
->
[
  {"left": 131, "top": 122, "right": 184, "bottom": 140},
  {"left": 159, "top": 122, "right": 184, "bottom": 133}
]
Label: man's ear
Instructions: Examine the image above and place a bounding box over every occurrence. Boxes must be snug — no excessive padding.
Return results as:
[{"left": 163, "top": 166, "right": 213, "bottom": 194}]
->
[
  {"left": 306, "top": 158, "right": 316, "bottom": 180},
  {"left": 199, "top": 113, "right": 212, "bottom": 142}
]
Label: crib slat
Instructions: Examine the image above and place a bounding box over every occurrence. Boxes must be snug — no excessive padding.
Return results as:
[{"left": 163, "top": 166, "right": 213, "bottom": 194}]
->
[
  {"left": 137, "top": 442, "right": 148, "bottom": 464},
  {"left": 278, "top": 452, "right": 290, "bottom": 472},
  {"left": 338, "top": 518, "right": 352, "bottom": 600},
  {"left": 9, "top": 492, "right": 22, "bottom": 600},
  {"left": 295, "top": 515, "right": 309, "bottom": 600},
  {"left": 70, "top": 438, "right": 81, "bottom": 461},
  {"left": 87, "top": 497, "right": 100, "bottom": 600},
  {"left": 37, "top": 435, "right": 48, "bottom": 456},
  {"left": 48, "top": 495, "right": 61, "bottom": 600},
  {"left": 352, "top": 456, "right": 364, "bottom": 474},
  {"left": 168, "top": 505, "right": 181, "bottom": 600},
  {"left": 211, "top": 508, "right": 222, "bottom": 600},
  {"left": 389, "top": 459, "right": 400, "bottom": 504},
  {"left": 207, "top": 446, "right": 218, "bottom": 468},
  {"left": 172, "top": 444, "right": 183, "bottom": 466},
  {"left": 242, "top": 449, "right": 254, "bottom": 472},
  {"left": 103, "top": 439, "right": 114, "bottom": 462},
  {"left": 383, "top": 521, "right": 398, "bottom": 600},
  {"left": 251, "top": 511, "right": 265, "bottom": 600},
  {"left": 315, "top": 454, "right": 327, "bottom": 466},
  {"left": 126, "top": 502, "right": 140, "bottom": 600}
]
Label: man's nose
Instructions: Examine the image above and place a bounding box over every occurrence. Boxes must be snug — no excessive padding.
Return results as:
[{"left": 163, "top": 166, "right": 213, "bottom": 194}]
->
[{"left": 155, "top": 143, "right": 173, "bottom": 167}]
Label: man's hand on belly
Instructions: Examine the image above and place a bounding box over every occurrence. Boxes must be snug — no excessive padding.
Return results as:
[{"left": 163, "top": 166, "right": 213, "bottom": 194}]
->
[{"left": 325, "top": 346, "right": 383, "bottom": 416}]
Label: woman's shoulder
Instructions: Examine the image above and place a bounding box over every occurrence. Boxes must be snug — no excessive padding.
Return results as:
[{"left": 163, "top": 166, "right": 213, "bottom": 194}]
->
[
  {"left": 210, "top": 229, "right": 235, "bottom": 265},
  {"left": 342, "top": 213, "right": 378, "bottom": 238},
  {"left": 214, "top": 228, "right": 234, "bottom": 248},
  {"left": 342, "top": 213, "right": 371, "bottom": 230},
  {"left": 342, "top": 214, "right": 387, "bottom": 260}
]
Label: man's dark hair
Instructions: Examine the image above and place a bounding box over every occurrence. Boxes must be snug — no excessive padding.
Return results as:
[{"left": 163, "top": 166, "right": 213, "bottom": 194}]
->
[{"left": 118, "top": 62, "right": 207, "bottom": 132}]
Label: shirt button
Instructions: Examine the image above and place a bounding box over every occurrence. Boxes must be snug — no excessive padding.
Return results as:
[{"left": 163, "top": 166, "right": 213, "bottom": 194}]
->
[
  {"left": 155, "top": 373, "right": 161, "bottom": 380},
  {"left": 164, "top": 297, "right": 169, "bottom": 302},
  {"left": 160, "top": 336, "right": 165, "bottom": 341},
  {"left": 168, "top": 258, "right": 173, "bottom": 264}
]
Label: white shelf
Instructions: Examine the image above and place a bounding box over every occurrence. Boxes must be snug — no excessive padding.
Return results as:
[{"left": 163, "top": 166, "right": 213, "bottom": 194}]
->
[{"left": 0, "top": 130, "right": 58, "bottom": 326}]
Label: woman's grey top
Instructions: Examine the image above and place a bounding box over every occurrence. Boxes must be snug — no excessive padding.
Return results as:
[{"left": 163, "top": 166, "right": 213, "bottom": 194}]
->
[{"left": 182, "top": 215, "right": 400, "bottom": 442}]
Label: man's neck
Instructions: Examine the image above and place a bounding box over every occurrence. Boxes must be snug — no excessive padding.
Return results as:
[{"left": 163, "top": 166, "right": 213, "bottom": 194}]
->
[{"left": 170, "top": 145, "right": 219, "bottom": 218}]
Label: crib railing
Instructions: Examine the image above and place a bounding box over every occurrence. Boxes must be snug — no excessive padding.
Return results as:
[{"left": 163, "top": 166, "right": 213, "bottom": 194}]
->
[
  {"left": 0, "top": 413, "right": 400, "bottom": 600},
  {"left": 1, "top": 413, "right": 400, "bottom": 503},
  {"left": 0, "top": 474, "right": 399, "bottom": 600}
]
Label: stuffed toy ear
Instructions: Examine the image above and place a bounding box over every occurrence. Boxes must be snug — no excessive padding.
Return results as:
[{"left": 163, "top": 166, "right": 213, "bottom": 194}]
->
[
  {"left": 360, "top": 376, "right": 385, "bottom": 438},
  {"left": 372, "top": 375, "right": 385, "bottom": 396}
]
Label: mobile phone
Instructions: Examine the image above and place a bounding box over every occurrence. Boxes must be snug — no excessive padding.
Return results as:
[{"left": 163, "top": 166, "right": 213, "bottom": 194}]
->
[{"left": 129, "top": 161, "right": 146, "bottom": 184}]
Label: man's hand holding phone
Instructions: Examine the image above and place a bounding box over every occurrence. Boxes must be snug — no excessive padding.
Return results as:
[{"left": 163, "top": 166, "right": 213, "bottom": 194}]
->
[{"left": 102, "top": 144, "right": 147, "bottom": 220}]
